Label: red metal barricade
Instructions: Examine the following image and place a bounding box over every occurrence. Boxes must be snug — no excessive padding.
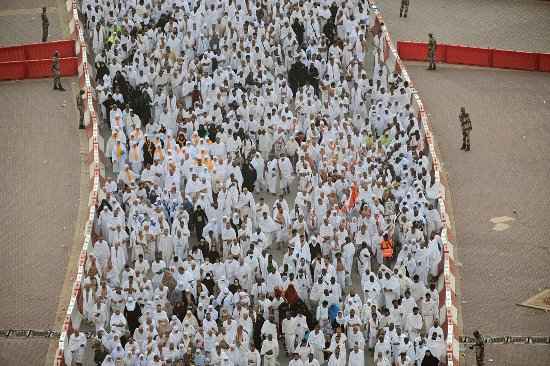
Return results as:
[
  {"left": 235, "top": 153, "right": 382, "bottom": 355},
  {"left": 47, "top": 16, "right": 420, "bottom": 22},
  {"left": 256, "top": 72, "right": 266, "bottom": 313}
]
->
[
  {"left": 397, "top": 40, "right": 550, "bottom": 72},
  {"left": 26, "top": 57, "right": 78, "bottom": 78},
  {"left": 0, "top": 40, "right": 76, "bottom": 81},
  {"left": 492, "top": 49, "right": 539, "bottom": 71},
  {"left": 60, "top": 57, "right": 79, "bottom": 76},
  {"left": 445, "top": 45, "right": 492, "bottom": 67},
  {"left": 539, "top": 54, "right": 550, "bottom": 72},
  {"left": 25, "top": 59, "right": 51, "bottom": 78},
  {"left": 397, "top": 41, "right": 428, "bottom": 61},
  {"left": 0, "top": 61, "right": 27, "bottom": 80},
  {"left": 24, "top": 40, "right": 75, "bottom": 61},
  {"left": 397, "top": 41, "right": 446, "bottom": 62},
  {"left": 0, "top": 45, "right": 26, "bottom": 62}
]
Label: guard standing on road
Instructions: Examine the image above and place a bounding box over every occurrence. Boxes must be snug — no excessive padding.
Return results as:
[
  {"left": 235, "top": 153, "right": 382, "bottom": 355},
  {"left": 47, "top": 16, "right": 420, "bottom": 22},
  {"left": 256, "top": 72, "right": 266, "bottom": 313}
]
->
[
  {"left": 52, "top": 51, "right": 65, "bottom": 91},
  {"left": 459, "top": 107, "right": 472, "bottom": 151},
  {"left": 469, "top": 330, "right": 485, "bottom": 366},
  {"left": 427, "top": 33, "right": 437, "bottom": 70},
  {"left": 41, "top": 7, "right": 49, "bottom": 42},
  {"left": 77, "top": 90, "right": 85, "bottom": 129},
  {"left": 400, "top": 0, "right": 409, "bottom": 18}
]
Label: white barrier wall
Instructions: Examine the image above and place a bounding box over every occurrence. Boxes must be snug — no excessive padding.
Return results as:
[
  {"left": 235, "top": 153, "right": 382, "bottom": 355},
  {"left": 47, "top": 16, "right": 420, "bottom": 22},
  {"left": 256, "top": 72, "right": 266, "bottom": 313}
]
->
[{"left": 55, "top": 2, "right": 105, "bottom": 365}]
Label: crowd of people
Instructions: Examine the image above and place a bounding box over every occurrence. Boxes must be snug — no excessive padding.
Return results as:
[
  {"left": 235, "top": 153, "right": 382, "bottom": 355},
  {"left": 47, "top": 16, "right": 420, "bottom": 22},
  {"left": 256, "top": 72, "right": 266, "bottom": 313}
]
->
[{"left": 69, "top": 0, "right": 447, "bottom": 365}]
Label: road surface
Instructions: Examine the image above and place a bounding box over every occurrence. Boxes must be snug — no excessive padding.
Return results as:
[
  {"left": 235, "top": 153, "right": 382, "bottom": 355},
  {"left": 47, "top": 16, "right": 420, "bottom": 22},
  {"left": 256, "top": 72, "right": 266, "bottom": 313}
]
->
[
  {"left": 0, "top": 78, "right": 82, "bottom": 366},
  {"left": 405, "top": 62, "right": 550, "bottom": 366},
  {"left": 375, "top": 0, "right": 550, "bottom": 52}
]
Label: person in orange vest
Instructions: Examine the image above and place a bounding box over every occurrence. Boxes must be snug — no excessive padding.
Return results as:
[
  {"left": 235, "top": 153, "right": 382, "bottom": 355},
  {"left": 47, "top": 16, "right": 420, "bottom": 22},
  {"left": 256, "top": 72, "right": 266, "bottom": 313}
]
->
[{"left": 380, "top": 233, "right": 394, "bottom": 265}]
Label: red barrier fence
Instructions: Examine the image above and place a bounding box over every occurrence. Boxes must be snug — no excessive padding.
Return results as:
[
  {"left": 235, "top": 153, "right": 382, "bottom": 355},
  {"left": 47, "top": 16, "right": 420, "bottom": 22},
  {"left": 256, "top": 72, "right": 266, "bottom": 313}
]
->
[
  {"left": 0, "top": 57, "right": 78, "bottom": 80},
  {"left": 0, "top": 61, "right": 26, "bottom": 80},
  {"left": 0, "top": 46, "right": 26, "bottom": 63},
  {"left": 0, "top": 40, "right": 75, "bottom": 62},
  {"left": 397, "top": 41, "right": 447, "bottom": 62},
  {"left": 397, "top": 41, "right": 550, "bottom": 72},
  {"left": 492, "top": 49, "right": 539, "bottom": 71},
  {"left": 27, "top": 57, "right": 79, "bottom": 78},
  {"left": 446, "top": 45, "right": 492, "bottom": 67},
  {"left": 0, "top": 40, "right": 76, "bottom": 80},
  {"left": 540, "top": 54, "right": 550, "bottom": 72}
]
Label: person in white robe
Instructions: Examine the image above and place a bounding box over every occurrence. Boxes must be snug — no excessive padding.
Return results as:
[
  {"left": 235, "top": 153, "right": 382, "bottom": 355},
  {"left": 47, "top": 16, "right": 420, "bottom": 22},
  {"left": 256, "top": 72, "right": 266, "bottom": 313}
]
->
[
  {"left": 110, "top": 241, "right": 127, "bottom": 275},
  {"left": 405, "top": 306, "right": 423, "bottom": 342},
  {"left": 426, "top": 332, "right": 445, "bottom": 362},
  {"left": 357, "top": 243, "right": 371, "bottom": 275},
  {"left": 93, "top": 236, "right": 111, "bottom": 271},
  {"left": 278, "top": 155, "right": 294, "bottom": 195},
  {"left": 250, "top": 152, "right": 266, "bottom": 192},
  {"left": 158, "top": 228, "right": 174, "bottom": 264},
  {"left": 342, "top": 240, "right": 355, "bottom": 285},
  {"left": 348, "top": 344, "right": 365, "bottom": 366},
  {"left": 261, "top": 334, "right": 278, "bottom": 366},
  {"left": 289, "top": 352, "right": 305, "bottom": 366},
  {"left": 382, "top": 272, "right": 400, "bottom": 308},
  {"left": 420, "top": 293, "right": 438, "bottom": 331},
  {"left": 266, "top": 158, "right": 279, "bottom": 194},
  {"left": 256, "top": 211, "right": 278, "bottom": 248},
  {"left": 282, "top": 312, "right": 297, "bottom": 354},
  {"left": 173, "top": 227, "right": 189, "bottom": 260},
  {"left": 68, "top": 329, "right": 87, "bottom": 365},
  {"left": 307, "top": 325, "right": 326, "bottom": 363},
  {"left": 327, "top": 346, "right": 346, "bottom": 366}
]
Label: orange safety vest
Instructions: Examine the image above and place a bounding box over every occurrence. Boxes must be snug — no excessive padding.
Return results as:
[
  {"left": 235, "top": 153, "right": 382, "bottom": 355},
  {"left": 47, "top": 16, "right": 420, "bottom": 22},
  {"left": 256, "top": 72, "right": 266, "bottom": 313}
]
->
[{"left": 381, "top": 239, "right": 393, "bottom": 259}]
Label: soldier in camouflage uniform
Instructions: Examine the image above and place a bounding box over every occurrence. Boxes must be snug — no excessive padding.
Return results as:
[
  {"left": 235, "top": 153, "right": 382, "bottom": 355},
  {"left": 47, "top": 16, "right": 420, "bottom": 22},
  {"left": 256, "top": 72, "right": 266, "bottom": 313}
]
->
[
  {"left": 52, "top": 51, "right": 65, "bottom": 91},
  {"left": 427, "top": 33, "right": 437, "bottom": 70},
  {"left": 459, "top": 107, "right": 473, "bottom": 151},
  {"left": 41, "top": 7, "right": 49, "bottom": 42},
  {"left": 77, "top": 90, "right": 85, "bottom": 129},
  {"left": 470, "top": 330, "right": 485, "bottom": 366},
  {"left": 400, "top": 0, "right": 409, "bottom": 18}
]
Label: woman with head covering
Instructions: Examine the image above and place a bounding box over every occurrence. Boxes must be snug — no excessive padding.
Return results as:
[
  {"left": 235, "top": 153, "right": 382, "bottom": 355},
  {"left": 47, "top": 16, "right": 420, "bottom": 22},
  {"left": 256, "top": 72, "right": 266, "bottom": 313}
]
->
[
  {"left": 124, "top": 296, "right": 142, "bottom": 334},
  {"left": 101, "top": 355, "right": 115, "bottom": 366},
  {"left": 284, "top": 283, "right": 301, "bottom": 306}
]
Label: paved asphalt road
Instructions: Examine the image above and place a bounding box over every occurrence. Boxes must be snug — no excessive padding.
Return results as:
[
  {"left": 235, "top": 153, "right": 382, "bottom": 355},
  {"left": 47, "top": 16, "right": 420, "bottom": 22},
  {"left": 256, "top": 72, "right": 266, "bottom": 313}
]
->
[
  {"left": 374, "top": 0, "right": 550, "bottom": 52},
  {"left": 0, "top": 0, "right": 64, "bottom": 46},
  {"left": 0, "top": 1, "right": 87, "bottom": 365},
  {"left": 402, "top": 64, "right": 550, "bottom": 366},
  {"left": 0, "top": 78, "right": 82, "bottom": 365}
]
